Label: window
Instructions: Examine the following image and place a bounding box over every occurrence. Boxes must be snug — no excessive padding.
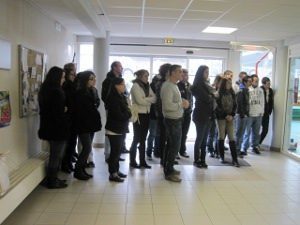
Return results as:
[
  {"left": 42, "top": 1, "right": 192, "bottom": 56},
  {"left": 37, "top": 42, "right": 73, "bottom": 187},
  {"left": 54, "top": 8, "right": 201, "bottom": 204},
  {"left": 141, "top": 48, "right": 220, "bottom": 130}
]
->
[
  {"left": 152, "top": 57, "right": 187, "bottom": 77},
  {"left": 79, "top": 44, "right": 94, "bottom": 72},
  {"left": 240, "top": 50, "right": 273, "bottom": 81},
  {"left": 189, "top": 58, "right": 223, "bottom": 84},
  {"left": 109, "top": 56, "right": 151, "bottom": 92}
]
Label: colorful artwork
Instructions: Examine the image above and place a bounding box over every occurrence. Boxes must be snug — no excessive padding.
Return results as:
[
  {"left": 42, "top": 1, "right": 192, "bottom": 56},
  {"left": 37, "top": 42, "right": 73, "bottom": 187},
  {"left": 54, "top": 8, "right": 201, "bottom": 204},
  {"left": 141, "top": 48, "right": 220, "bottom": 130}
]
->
[
  {"left": 0, "top": 91, "right": 11, "bottom": 128},
  {"left": 19, "top": 45, "right": 46, "bottom": 117}
]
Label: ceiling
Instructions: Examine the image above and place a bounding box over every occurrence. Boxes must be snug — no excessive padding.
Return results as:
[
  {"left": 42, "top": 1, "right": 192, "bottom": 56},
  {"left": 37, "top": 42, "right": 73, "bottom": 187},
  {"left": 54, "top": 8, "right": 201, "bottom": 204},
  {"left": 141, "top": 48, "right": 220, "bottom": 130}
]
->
[{"left": 29, "top": 0, "right": 300, "bottom": 42}]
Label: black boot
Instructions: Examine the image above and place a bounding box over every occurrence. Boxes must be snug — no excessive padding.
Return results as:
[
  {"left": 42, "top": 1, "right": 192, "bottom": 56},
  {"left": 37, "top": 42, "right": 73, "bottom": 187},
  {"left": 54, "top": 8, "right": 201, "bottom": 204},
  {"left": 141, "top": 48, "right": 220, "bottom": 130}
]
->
[
  {"left": 229, "top": 141, "right": 240, "bottom": 167},
  {"left": 218, "top": 140, "right": 226, "bottom": 163},
  {"left": 74, "top": 167, "right": 90, "bottom": 180}
]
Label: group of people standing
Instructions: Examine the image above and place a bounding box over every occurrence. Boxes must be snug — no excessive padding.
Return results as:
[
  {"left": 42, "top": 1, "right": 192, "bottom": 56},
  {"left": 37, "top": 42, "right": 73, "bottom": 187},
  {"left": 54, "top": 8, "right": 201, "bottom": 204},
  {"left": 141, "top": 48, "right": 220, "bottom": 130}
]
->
[{"left": 38, "top": 60, "right": 274, "bottom": 188}]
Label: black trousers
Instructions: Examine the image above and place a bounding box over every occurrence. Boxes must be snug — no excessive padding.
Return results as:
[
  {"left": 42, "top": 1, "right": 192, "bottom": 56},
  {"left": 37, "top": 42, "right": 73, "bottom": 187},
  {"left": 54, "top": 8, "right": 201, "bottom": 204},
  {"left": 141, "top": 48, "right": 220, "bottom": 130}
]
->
[
  {"left": 260, "top": 114, "right": 270, "bottom": 144},
  {"left": 158, "top": 116, "right": 167, "bottom": 164},
  {"left": 130, "top": 114, "right": 150, "bottom": 165},
  {"left": 76, "top": 133, "right": 92, "bottom": 170},
  {"left": 107, "top": 135, "right": 123, "bottom": 174},
  {"left": 48, "top": 141, "right": 66, "bottom": 180},
  {"left": 180, "top": 112, "right": 191, "bottom": 155},
  {"left": 62, "top": 128, "right": 77, "bottom": 167}
]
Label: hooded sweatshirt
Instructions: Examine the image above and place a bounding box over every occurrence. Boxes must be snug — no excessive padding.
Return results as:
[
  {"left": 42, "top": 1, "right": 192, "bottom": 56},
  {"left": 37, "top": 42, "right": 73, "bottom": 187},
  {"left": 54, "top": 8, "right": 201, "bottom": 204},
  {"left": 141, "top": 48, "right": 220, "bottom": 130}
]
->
[{"left": 248, "top": 85, "right": 265, "bottom": 117}]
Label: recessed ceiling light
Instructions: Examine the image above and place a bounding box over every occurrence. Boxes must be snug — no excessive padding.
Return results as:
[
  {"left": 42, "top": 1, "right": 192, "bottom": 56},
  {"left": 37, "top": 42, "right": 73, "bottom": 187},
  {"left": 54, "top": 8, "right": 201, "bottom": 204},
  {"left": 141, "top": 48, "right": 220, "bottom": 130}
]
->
[{"left": 202, "top": 26, "right": 237, "bottom": 34}]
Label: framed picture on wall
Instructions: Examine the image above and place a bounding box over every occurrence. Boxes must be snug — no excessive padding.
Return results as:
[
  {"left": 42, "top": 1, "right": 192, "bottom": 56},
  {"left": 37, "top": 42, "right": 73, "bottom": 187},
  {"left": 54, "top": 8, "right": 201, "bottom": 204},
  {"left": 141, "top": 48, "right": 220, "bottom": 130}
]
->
[
  {"left": 0, "top": 38, "right": 11, "bottom": 70},
  {"left": 18, "top": 45, "right": 46, "bottom": 117}
]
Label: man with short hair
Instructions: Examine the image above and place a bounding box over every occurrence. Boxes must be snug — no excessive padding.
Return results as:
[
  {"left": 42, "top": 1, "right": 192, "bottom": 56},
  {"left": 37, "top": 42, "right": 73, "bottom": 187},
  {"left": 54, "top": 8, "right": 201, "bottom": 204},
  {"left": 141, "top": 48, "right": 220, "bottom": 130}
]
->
[
  {"left": 234, "top": 71, "right": 248, "bottom": 93},
  {"left": 260, "top": 77, "right": 274, "bottom": 145},
  {"left": 161, "top": 65, "right": 189, "bottom": 182},
  {"left": 101, "top": 61, "right": 128, "bottom": 162},
  {"left": 235, "top": 75, "right": 252, "bottom": 156},
  {"left": 242, "top": 74, "right": 265, "bottom": 154},
  {"left": 177, "top": 69, "right": 193, "bottom": 158},
  {"left": 223, "top": 70, "right": 233, "bottom": 81}
]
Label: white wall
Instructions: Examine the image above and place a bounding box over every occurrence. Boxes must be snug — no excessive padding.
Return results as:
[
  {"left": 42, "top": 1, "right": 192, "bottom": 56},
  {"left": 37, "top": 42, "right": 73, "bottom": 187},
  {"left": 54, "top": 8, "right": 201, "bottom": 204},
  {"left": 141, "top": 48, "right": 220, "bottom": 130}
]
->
[{"left": 0, "top": 0, "right": 75, "bottom": 172}]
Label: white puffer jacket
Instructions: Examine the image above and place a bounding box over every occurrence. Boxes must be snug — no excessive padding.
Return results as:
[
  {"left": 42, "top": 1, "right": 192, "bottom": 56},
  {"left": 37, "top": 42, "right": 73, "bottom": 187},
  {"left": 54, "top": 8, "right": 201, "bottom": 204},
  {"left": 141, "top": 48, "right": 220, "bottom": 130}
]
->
[{"left": 130, "top": 82, "right": 156, "bottom": 114}]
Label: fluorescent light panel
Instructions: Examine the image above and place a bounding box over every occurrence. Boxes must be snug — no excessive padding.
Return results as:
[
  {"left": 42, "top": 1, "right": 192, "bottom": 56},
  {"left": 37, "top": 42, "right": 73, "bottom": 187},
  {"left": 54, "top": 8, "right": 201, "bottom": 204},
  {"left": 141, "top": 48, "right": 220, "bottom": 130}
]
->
[{"left": 202, "top": 26, "right": 237, "bottom": 34}]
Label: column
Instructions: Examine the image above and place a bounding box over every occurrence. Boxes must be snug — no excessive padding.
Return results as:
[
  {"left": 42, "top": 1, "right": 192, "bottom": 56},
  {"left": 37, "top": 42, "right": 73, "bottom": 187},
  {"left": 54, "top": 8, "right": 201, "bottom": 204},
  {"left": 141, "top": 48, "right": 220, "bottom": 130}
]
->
[
  {"left": 227, "top": 49, "right": 241, "bottom": 81},
  {"left": 271, "top": 43, "right": 289, "bottom": 151},
  {"left": 93, "top": 31, "right": 110, "bottom": 148}
]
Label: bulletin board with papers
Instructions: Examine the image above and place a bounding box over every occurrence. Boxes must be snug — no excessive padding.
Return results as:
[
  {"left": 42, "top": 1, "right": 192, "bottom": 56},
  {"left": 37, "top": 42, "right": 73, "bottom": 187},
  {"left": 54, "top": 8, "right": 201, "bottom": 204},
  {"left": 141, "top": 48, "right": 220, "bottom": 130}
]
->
[{"left": 18, "top": 45, "right": 46, "bottom": 117}]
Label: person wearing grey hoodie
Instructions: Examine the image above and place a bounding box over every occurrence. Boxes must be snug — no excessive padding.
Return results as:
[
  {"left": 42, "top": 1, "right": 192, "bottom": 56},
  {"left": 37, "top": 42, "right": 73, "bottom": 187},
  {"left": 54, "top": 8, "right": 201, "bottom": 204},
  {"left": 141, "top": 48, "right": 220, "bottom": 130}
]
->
[{"left": 241, "top": 74, "right": 265, "bottom": 154}]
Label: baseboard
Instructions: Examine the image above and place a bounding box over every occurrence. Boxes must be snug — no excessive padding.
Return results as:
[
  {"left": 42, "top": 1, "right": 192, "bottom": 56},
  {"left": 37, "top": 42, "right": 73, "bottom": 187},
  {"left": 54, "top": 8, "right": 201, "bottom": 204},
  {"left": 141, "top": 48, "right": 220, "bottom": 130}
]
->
[
  {"left": 270, "top": 146, "right": 281, "bottom": 152},
  {"left": 0, "top": 157, "right": 46, "bottom": 224},
  {"left": 93, "top": 143, "right": 104, "bottom": 148}
]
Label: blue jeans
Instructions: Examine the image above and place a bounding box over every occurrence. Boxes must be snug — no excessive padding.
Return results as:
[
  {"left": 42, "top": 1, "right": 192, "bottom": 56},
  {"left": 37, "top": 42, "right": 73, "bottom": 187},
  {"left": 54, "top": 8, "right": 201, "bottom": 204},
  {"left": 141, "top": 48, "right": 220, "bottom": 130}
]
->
[
  {"left": 164, "top": 118, "right": 182, "bottom": 176},
  {"left": 242, "top": 116, "right": 262, "bottom": 151},
  {"left": 207, "top": 119, "right": 217, "bottom": 154},
  {"left": 146, "top": 119, "right": 157, "bottom": 156},
  {"left": 235, "top": 115, "right": 248, "bottom": 152},
  {"left": 194, "top": 120, "right": 211, "bottom": 163}
]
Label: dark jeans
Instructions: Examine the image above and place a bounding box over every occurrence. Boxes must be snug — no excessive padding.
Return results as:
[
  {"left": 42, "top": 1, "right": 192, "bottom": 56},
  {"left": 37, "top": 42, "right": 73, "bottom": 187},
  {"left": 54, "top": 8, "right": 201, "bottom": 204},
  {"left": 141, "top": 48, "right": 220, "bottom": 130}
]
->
[
  {"left": 194, "top": 120, "right": 211, "bottom": 163},
  {"left": 76, "top": 133, "right": 92, "bottom": 170},
  {"left": 158, "top": 116, "right": 166, "bottom": 160},
  {"left": 48, "top": 141, "right": 66, "bottom": 180},
  {"left": 180, "top": 112, "right": 191, "bottom": 155},
  {"left": 107, "top": 135, "right": 123, "bottom": 174},
  {"left": 207, "top": 119, "right": 218, "bottom": 154},
  {"left": 146, "top": 119, "right": 158, "bottom": 156},
  {"left": 130, "top": 114, "right": 150, "bottom": 164},
  {"left": 62, "top": 128, "right": 77, "bottom": 167},
  {"left": 164, "top": 118, "right": 182, "bottom": 175},
  {"left": 260, "top": 114, "right": 270, "bottom": 144}
]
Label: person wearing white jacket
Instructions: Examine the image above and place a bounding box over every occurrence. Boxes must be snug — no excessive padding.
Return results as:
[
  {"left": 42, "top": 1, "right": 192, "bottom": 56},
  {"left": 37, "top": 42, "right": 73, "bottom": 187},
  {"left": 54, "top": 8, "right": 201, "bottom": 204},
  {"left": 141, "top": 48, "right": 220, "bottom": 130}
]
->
[
  {"left": 241, "top": 74, "right": 265, "bottom": 154},
  {"left": 129, "top": 69, "right": 156, "bottom": 169}
]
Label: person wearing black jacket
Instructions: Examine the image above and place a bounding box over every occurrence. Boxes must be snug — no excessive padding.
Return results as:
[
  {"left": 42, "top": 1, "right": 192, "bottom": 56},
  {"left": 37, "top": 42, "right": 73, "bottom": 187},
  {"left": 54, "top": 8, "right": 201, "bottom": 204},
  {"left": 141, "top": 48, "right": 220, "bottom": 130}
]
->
[
  {"left": 260, "top": 77, "right": 274, "bottom": 145},
  {"left": 235, "top": 75, "right": 251, "bottom": 156},
  {"left": 177, "top": 69, "right": 193, "bottom": 158},
  {"left": 154, "top": 63, "right": 171, "bottom": 165},
  {"left": 74, "top": 71, "right": 102, "bottom": 180},
  {"left": 105, "top": 77, "right": 131, "bottom": 182},
  {"left": 61, "top": 63, "right": 77, "bottom": 173},
  {"left": 216, "top": 78, "right": 239, "bottom": 167},
  {"left": 191, "top": 65, "right": 215, "bottom": 168},
  {"left": 38, "top": 66, "right": 70, "bottom": 189},
  {"left": 146, "top": 75, "right": 161, "bottom": 159}
]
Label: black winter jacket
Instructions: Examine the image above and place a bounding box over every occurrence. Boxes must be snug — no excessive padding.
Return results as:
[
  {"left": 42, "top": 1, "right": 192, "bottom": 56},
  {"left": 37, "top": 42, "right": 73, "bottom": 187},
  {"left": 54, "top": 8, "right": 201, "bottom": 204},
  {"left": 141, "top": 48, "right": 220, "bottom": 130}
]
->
[
  {"left": 38, "top": 87, "right": 70, "bottom": 141},
  {"left": 236, "top": 84, "right": 250, "bottom": 118},
  {"left": 101, "top": 71, "right": 118, "bottom": 109},
  {"left": 105, "top": 89, "right": 131, "bottom": 134},
  {"left": 177, "top": 81, "right": 193, "bottom": 113},
  {"left": 261, "top": 86, "right": 274, "bottom": 116},
  {"left": 74, "top": 88, "right": 102, "bottom": 134},
  {"left": 191, "top": 81, "right": 215, "bottom": 122}
]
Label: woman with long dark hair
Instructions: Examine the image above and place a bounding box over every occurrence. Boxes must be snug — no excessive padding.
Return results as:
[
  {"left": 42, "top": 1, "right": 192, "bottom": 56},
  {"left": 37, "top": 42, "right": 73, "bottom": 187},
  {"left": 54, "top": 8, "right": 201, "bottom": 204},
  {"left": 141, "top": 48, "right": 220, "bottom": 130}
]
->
[
  {"left": 216, "top": 78, "right": 239, "bottom": 167},
  {"left": 74, "top": 71, "right": 101, "bottom": 180},
  {"left": 129, "top": 69, "right": 156, "bottom": 169},
  {"left": 38, "top": 66, "right": 70, "bottom": 189},
  {"left": 105, "top": 77, "right": 131, "bottom": 182},
  {"left": 61, "top": 63, "right": 77, "bottom": 173},
  {"left": 191, "top": 65, "right": 215, "bottom": 168}
]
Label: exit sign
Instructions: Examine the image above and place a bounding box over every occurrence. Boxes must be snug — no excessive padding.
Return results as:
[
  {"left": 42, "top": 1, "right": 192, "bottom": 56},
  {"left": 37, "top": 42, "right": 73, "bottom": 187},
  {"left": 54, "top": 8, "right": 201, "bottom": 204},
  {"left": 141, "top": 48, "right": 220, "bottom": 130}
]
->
[{"left": 164, "top": 38, "right": 174, "bottom": 45}]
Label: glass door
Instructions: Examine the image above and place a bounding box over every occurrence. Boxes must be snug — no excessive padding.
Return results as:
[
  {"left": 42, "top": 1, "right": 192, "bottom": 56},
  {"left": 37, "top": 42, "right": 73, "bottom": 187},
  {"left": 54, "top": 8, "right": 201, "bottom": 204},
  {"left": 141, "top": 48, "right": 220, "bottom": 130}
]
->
[{"left": 284, "top": 57, "right": 300, "bottom": 156}]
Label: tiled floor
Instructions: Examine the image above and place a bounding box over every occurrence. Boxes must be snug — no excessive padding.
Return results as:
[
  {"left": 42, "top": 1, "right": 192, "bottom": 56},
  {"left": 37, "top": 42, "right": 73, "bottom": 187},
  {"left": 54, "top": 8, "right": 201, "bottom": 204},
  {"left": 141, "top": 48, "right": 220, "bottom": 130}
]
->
[{"left": 2, "top": 145, "right": 300, "bottom": 225}]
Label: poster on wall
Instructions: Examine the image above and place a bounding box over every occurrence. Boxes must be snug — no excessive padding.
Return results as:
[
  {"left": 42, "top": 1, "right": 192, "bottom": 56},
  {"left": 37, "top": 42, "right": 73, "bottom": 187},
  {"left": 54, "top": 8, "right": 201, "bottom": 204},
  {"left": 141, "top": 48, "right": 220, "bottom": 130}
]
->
[
  {"left": 0, "top": 38, "right": 11, "bottom": 70},
  {"left": 0, "top": 91, "right": 11, "bottom": 128},
  {"left": 18, "top": 45, "right": 46, "bottom": 117}
]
